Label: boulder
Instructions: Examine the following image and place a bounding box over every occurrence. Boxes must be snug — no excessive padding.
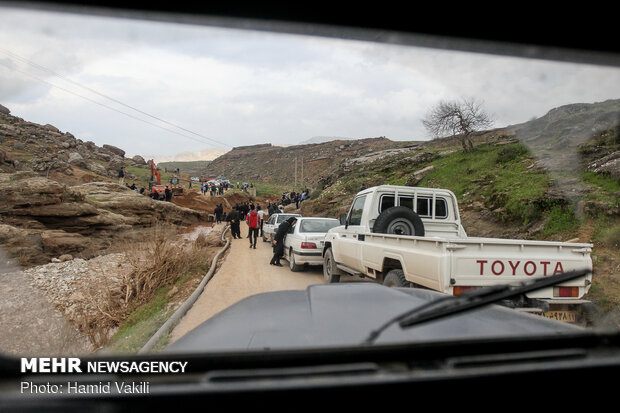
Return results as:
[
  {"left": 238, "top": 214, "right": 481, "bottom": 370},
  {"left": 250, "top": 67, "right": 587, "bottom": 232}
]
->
[
  {"left": 67, "top": 152, "right": 87, "bottom": 169},
  {"left": 103, "top": 144, "right": 125, "bottom": 158},
  {"left": 131, "top": 155, "right": 147, "bottom": 165},
  {"left": 0, "top": 104, "right": 9, "bottom": 114},
  {"left": 44, "top": 124, "right": 60, "bottom": 133},
  {"left": 107, "top": 156, "right": 125, "bottom": 173},
  {"left": 93, "top": 151, "right": 111, "bottom": 162},
  {"left": 58, "top": 254, "right": 73, "bottom": 262}
]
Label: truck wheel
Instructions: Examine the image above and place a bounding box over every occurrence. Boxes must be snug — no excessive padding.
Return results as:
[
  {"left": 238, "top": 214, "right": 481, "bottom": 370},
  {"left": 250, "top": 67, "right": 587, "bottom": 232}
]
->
[
  {"left": 372, "top": 206, "right": 424, "bottom": 236},
  {"left": 289, "top": 249, "right": 302, "bottom": 272},
  {"left": 323, "top": 248, "right": 341, "bottom": 283},
  {"left": 383, "top": 269, "right": 412, "bottom": 288}
]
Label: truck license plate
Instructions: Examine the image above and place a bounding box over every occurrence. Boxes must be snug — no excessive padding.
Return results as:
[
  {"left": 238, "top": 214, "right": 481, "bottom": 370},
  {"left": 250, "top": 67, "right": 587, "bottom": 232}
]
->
[{"left": 542, "top": 311, "right": 577, "bottom": 323}]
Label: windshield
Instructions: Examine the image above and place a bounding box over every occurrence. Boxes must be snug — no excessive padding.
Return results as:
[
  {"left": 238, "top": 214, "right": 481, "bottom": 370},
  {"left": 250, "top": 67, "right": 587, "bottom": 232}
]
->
[
  {"left": 0, "top": 4, "right": 618, "bottom": 363},
  {"left": 299, "top": 219, "right": 340, "bottom": 233}
]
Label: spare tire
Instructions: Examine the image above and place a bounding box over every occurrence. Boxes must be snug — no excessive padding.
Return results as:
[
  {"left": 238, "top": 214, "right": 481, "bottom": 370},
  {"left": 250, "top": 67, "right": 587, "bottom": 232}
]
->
[{"left": 372, "top": 206, "right": 425, "bottom": 236}]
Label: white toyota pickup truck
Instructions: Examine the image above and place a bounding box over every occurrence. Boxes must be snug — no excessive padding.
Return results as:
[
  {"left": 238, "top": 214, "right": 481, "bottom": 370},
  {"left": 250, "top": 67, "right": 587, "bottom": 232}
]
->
[{"left": 322, "top": 185, "right": 594, "bottom": 323}]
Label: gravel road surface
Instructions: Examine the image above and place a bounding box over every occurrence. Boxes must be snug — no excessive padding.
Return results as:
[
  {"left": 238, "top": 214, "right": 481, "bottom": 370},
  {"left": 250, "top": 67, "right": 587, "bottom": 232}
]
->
[{"left": 169, "top": 228, "right": 330, "bottom": 343}]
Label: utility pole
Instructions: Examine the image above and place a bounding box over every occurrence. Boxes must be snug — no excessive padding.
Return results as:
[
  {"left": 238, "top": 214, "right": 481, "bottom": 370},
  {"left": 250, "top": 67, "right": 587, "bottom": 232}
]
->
[
  {"left": 301, "top": 156, "right": 304, "bottom": 188},
  {"left": 294, "top": 157, "right": 297, "bottom": 187}
]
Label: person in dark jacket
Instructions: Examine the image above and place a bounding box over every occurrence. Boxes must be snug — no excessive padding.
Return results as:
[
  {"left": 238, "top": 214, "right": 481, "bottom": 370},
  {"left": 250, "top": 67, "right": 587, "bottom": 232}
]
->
[
  {"left": 270, "top": 216, "right": 296, "bottom": 266},
  {"left": 227, "top": 209, "right": 241, "bottom": 239},
  {"left": 118, "top": 166, "right": 125, "bottom": 185}
]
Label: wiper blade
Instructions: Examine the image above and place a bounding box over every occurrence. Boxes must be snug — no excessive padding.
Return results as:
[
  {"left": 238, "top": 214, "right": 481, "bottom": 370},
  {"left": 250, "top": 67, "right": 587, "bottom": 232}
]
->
[{"left": 363, "top": 269, "right": 590, "bottom": 345}]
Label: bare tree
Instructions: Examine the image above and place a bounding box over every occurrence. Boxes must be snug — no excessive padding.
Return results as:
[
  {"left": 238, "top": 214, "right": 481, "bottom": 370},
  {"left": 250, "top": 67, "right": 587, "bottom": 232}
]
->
[{"left": 422, "top": 98, "right": 493, "bottom": 152}]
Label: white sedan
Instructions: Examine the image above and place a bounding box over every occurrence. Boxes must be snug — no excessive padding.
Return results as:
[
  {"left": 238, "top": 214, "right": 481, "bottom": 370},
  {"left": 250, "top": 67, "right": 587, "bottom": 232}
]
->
[
  {"left": 283, "top": 217, "right": 340, "bottom": 272},
  {"left": 262, "top": 213, "right": 301, "bottom": 242}
]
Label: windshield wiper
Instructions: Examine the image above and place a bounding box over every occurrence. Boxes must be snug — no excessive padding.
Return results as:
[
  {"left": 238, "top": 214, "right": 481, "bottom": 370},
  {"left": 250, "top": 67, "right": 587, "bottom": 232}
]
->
[{"left": 363, "top": 269, "right": 590, "bottom": 345}]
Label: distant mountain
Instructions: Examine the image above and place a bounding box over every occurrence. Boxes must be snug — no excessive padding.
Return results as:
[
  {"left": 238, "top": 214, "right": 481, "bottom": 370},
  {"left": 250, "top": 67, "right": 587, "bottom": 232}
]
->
[
  {"left": 156, "top": 160, "right": 212, "bottom": 177},
  {"left": 206, "top": 137, "right": 414, "bottom": 190},
  {"left": 148, "top": 148, "right": 228, "bottom": 164}
]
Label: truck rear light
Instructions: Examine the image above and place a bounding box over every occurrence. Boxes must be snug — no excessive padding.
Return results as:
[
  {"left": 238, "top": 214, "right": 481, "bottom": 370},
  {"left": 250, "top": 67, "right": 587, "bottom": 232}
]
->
[
  {"left": 555, "top": 287, "right": 579, "bottom": 297},
  {"left": 453, "top": 286, "right": 476, "bottom": 296},
  {"left": 301, "top": 242, "right": 317, "bottom": 249}
]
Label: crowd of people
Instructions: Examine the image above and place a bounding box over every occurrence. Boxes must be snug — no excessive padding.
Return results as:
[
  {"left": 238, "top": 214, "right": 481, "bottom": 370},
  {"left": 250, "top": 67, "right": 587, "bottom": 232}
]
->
[
  {"left": 280, "top": 189, "right": 309, "bottom": 209},
  {"left": 200, "top": 181, "right": 230, "bottom": 196},
  {"left": 121, "top": 171, "right": 309, "bottom": 266},
  {"left": 209, "top": 189, "right": 307, "bottom": 266},
  {"left": 223, "top": 202, "right": 266, "bottom": 248},
  {"left": 223, "top": 202, "right": 296, "bottom": 265}
]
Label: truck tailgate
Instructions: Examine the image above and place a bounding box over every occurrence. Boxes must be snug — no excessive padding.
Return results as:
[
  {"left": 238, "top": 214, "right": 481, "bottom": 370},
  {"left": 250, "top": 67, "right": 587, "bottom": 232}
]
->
[{"left": 448, "top": 237, "right": 592, "bottom": 299}]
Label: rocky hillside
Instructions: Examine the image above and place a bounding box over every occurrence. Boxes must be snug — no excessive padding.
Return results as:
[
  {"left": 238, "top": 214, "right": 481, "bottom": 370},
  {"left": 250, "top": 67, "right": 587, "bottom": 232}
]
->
[
  {"left": 294, "top": 101, "right": 619, "bottom": 235},
  {"left": 0, "top": 104, "right": 150, "bottom": 184},
  {"left": 0, "top": 105, "right": 208, "bottom": 268},
  {"left": 206, "top": 138, "right": 419, "bottom": 190},
  {"left": 506, "top": 99, "right": 620, "bottom": 200}
]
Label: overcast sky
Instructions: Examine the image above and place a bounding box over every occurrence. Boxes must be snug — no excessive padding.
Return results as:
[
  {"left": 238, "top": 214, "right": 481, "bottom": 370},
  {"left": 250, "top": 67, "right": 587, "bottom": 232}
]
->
[{"left": 1, "top": 6, "right": 620, "bottom": 159}]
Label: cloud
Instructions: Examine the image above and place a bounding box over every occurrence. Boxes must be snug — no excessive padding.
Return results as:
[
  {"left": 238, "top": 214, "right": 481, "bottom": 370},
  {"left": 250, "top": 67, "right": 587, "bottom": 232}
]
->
[{"left": 1, "top": 5, "right": 619, "bottom": 159}]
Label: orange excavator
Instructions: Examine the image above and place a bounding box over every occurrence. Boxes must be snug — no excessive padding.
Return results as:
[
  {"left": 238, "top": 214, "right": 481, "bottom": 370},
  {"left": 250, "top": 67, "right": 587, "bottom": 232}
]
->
[{"left": 148, "top": 160, "right": 167, "bottom": 200}]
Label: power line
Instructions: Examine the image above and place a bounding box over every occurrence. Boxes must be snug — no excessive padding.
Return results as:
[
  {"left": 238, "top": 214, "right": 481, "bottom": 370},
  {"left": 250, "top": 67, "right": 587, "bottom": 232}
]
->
[
  {"left": 0, "top": 47, "right": 232, "bottom": 148},
  {"left": 2, "top": 62, "right": 218, "bottom": 146}
]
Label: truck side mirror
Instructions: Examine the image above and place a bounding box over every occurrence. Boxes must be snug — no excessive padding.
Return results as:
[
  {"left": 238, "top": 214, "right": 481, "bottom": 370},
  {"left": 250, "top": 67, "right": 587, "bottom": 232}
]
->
[{"left": 339, "top": 213, "right": 347, "bottom": 226}]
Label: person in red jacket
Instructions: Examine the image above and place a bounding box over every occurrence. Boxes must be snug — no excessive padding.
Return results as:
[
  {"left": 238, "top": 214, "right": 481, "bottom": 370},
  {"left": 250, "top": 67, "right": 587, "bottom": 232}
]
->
[{"left": 246, "top": 204, "right": 260, "bottom": 249}]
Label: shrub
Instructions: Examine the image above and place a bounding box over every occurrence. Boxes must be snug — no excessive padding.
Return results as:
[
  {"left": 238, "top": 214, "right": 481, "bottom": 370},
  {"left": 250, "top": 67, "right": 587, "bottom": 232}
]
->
[
  {"left": 598, "top": 225, "right": 620, "bottom": 249},
  {"left": 540, "top": 206, "right": 580, "bottom": 237},
  {"left": 496, "top": 143, "right": 529, "bottom": 164},
  {"left": 77, "top": 224, "right": 214, "bottom": 348}
]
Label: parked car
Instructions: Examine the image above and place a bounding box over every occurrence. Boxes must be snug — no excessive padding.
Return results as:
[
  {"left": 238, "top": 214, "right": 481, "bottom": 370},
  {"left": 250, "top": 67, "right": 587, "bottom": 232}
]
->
[
  {"left": 262, "top": 213, "right": 302, "bottom": 242},
  {"left": 283, "top": 217, "right": 340, "bottom": 271}
]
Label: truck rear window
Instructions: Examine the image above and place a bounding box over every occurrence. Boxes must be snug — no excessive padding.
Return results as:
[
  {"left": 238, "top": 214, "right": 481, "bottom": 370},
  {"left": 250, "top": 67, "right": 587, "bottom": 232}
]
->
[{"left": 379, "top": 195, "right": 448, "bottom": 219}]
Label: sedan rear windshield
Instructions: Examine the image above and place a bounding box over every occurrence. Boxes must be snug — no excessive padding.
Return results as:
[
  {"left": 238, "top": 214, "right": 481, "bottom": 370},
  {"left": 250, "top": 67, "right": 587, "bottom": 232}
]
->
[
  {"left": 299, "top": 219, "right": 340, "bottom": 233},
  {"left": 276, "top": 214, "right": 299, "bottom": 223}
]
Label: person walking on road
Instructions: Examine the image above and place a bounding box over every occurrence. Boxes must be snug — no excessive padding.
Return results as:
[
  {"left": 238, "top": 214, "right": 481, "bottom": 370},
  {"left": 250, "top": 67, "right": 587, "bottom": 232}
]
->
[
  {"left": 256, "top": 205, "right": 266, "bottom": 238},
  {"left": 227, "top": 208, "right": 241, "bottom": 239},
  {"left": 270, "top": 216, "right": 296, "bottom": 266},
  {"left": 246, "top": 204, "right": 260, "bottom": 249}
]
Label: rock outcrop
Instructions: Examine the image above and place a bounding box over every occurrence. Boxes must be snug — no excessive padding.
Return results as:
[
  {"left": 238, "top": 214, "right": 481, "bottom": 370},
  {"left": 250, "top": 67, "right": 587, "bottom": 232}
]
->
[
  {"left": 587, "top": 150, "right": 620, "bottom": 178},
  {"left": 0, "top": 173, "right": 208, "bottom": 266},
  {"left": 0, "top": 106, "right": 144, "bottom": 181}
]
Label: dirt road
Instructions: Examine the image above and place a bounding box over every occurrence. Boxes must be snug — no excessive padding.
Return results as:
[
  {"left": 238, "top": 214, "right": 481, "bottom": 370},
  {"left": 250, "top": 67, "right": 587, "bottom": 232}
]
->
[{"left": 169, "top": 226, "right": 328, "bottom": 343}]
